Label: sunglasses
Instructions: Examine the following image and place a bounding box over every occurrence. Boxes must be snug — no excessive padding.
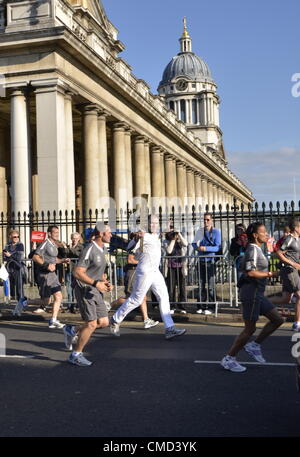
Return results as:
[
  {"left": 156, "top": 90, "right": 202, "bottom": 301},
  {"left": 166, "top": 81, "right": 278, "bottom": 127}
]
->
[{"left": 12, "top": 235, "right": 19, "bottom": 238}]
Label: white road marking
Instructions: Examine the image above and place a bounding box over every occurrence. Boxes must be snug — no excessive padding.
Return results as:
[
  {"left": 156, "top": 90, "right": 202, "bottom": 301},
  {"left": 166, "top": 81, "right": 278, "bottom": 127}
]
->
[
  {"left": 194, "top": 360, "right": 295, "bottom": 367},
  {"left": 0, "top": 355, "right": 35, "bottom": 359}
]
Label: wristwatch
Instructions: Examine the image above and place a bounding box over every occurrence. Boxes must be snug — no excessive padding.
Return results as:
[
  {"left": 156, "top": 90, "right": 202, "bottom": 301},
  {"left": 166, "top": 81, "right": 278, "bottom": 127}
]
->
[
  {"left": 267, "top": 271, "right": 272, "bottom": 278},
  {"left": 92, "top": 280, "right": 99, "bottom": 287}
]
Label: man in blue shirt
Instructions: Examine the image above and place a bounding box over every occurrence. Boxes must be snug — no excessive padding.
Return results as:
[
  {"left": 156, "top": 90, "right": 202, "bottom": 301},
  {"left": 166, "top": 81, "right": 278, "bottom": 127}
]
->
[{"left": 192, "top": 213, "right": 222, "bottom": 314}]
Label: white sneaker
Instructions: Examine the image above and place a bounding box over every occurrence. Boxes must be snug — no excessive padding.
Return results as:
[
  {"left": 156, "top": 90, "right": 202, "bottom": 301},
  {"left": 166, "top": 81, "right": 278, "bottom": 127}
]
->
[
  {"left": 244, "top": 341, "right": 266, "bottom": 363},
  {"left": 144, "top": 318, "right": 159, "bottom": 329},
  {"left": 170, "top": 309, "right": 175, "bottom": 315},
  {"left": 165, "top": 326, "right": 186, "bottom": 340},
  {"left": 196, "top": 309, "right": 203, "bottom": 314},
  {"left": 33, "top": 307, "right": 47, "bottom": 314},
  {"left": 221, "top": 355, "right": 247, "bottom": 372},
  {"left": 179, "top": 309, "right": 187, "bottom": 314},
  {"left": 68, "top": 353, "right": 92, "bottom": 367},
  {"left": 204, "top": 310, "right": 212, "bottom": 315},
  {"left": 110, "top": 318, "right": 120, "bottom": 337},
  {"left": 63, "top": 325, "right": 77, "bottom": 350},
  {"left": 49, "top": 319, "right": 65, "bottom": 329}
]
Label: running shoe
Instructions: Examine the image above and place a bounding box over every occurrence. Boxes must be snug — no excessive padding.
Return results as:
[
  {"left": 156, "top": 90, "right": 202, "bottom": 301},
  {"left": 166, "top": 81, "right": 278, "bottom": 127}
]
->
[
  {"left": 63, "top": 324, "right": 77, "bottom": 350},
  {"left": 144, "top": 318, "right": 159, "bottom": 329},
  {"left": 170, "top": 309, "right": 175, "bottom": 315},
  {"left": 244, "top": 341, "right": 266, "bottom": 363},
  {"left": 49, "top": 319, "right": 65, "bottom": 329},
  {"left": 204, "top": 310, "right": 212, "bottom": 315},
  {"left": 68, "top": 353, "right": 93, "bottom": 367},
  {"left": 221, "top": 355, "right": 247, "bottom": 373},
  {"left": 12, "top": 301, "right": 22, "bottom": 317},
  {"left": 33, "top": 307, "right": 47, "bottom": 314},
  {"left": 110, "top": 318, "right": 120, "bottom": 337},
  {"left": 179, "top": 309, "right": 187, "bottom": 314},
  {"left": 196, "top": 309, "right": 203, "bottom": 314},
  {"left": 165, "top": 326, "right": 186, "bottom": 340},
  {"left": 292, "top": 322, "right": 300, "bottom": 332}
]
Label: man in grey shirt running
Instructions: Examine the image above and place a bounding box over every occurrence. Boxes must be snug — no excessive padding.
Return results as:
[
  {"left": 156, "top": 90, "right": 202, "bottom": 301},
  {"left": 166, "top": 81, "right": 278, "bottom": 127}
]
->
[
  {"left": 64, "top": 222, "right": 113, "bottom": 366},
  {"left": 33, "top": 225, "right": 70, "bottom": 329}
]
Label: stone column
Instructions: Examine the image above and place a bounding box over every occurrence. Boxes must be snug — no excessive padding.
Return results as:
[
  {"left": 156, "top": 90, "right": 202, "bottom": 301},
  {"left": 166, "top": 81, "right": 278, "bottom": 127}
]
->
[
  {"left": 0, "top": 127, "right": 7, "bottom": 214},
  {"left": 124, "top": 127, "right": 133, "bottom": 209},
  {"left": 11, "top": 89, "right": 31, "bottom": 215},
  {"left": 212, "top": 183, "right": 218, "bottom": 209},
  {"left": 144, "top": 139, "right": 151, "bottom": 200},
  {"left": 82, "top": 105, "right": 99, "bottom": 212},
  {"left": 206, "top": 179, "right": 213, "bottom": 210},
  {"left": 35, "top": 86, "right": 69, "bottom": 212},
  {"left": 194, "top": 172, "right": 202, "bottom": 211},
  {"left": 160, "top": 150, "right": 166, "bottom": 199},
  {"left": 133, "top": 135, "right": 146, "bottom": 199},
  {"left": 200, "top": 175, "right": 208, "bottom": 210},
  {"left": 112, "top": 122, "right": 127, "bottom": 214},
  {"left": 98, "top": 111, "right": 110, "bottom": 212},
  {"left": 176, "top": 161, "right": 187, "bottom": 210},
  {"left": 150, "top": 146, "right": 162, "bottom": 211},
  {"left": 186, "top": 167, "right": 195, "bottom": 209},
  {"left": 165, "top": 154, "right": 175, "bottom": 198},
  {"left": 64, "top": 93, "right": 76, "bottom": 213}
]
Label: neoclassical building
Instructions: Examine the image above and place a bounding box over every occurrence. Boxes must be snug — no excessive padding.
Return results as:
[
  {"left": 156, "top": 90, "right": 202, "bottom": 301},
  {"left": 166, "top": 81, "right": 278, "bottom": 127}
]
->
[{"left": 0, "top": 0, "right": 253, "bottom": 217}]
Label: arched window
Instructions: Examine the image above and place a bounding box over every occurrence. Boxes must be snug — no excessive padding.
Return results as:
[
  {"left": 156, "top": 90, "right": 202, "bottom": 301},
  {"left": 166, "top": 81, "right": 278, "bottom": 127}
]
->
[
  {"left": 169, "top": 101, "right": 174, "bottom": 111},
  {"left": 180, "top": 100, "right": 186, "bottom": 122}
]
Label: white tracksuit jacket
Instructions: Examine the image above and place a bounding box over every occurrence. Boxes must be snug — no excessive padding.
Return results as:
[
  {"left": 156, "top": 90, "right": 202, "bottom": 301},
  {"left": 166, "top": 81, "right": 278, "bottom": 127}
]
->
[{"left": 113, "top": 233, "right": 174, "bottom": 329}]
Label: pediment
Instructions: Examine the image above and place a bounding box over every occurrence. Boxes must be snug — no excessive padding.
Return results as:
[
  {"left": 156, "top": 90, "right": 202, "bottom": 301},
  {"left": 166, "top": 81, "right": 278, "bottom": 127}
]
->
[{"left": 68, "top": 0, "right": 109, "bottom": 30}]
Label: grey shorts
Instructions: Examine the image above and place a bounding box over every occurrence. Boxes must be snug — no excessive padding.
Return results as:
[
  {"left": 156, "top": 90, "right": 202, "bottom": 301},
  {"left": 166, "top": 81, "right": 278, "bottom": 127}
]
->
[
  {"left": 74, "top": 284, "right": 107, "bottom": 322},
  {"left": 38, "top": 272, "right": 61, "bottom": 298},
  {"left": 280, "top": 267, "right": 300, "bottom": 293},
  {"left": 124, "top": 268, "right": 137, "bottom": 296},
  {"left": 240, "top": 285, "right": 274, "bottom": 322}
]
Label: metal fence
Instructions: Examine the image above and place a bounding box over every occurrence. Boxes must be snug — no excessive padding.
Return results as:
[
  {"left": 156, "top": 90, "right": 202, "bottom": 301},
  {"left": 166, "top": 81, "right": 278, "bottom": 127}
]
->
[
  {"left": 0, "top": 200, "right": 299, "bottom": 315},
  {"left": 1, "top": 199, "right": 299, "bottom": 255}
]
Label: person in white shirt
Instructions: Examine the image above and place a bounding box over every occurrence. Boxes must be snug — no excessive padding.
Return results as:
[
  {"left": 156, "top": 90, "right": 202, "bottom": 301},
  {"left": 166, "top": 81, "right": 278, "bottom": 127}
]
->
[{"left": 110, "top": 215, "right": 186, "bottom": 340}]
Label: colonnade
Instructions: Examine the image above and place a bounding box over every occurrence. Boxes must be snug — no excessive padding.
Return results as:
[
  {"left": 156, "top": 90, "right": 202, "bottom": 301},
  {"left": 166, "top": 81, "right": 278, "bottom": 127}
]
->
[{"left": 2, "top": 85, "right": 239, "bottom": 216}]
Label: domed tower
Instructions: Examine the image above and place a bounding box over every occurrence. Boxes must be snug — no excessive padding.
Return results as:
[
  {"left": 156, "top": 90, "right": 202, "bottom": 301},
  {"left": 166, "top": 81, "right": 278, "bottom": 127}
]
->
[{"left": 158, "top": 18, "right": 225, "bottom": 160}]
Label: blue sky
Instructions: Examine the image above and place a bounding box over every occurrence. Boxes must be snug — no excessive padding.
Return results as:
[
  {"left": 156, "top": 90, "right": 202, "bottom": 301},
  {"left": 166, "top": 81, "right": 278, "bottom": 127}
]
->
[{"left": 104, "top": 0, "right": 300, "bottom": 204}]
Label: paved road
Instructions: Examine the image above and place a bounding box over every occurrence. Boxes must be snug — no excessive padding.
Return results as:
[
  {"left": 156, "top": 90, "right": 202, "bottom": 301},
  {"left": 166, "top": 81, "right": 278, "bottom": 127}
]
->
[{"left": 0, "top": 318, "right": 299, "bottom": 437}]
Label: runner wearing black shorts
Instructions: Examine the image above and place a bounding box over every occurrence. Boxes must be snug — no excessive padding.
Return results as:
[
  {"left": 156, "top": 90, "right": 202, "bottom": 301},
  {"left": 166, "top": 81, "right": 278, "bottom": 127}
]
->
[
  {"left": 221, "top": 222, "right": 284, "bottom": 372},
  {"left": 274, "top": 218, "right": 300, "bottom": 331}
]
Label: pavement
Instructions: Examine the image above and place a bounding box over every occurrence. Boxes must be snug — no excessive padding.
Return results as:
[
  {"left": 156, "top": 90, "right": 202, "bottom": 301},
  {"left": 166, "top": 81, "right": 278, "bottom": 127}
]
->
[
  {"left": 0, "top": 300, "right": 299, "bottom": 439},
  {"left": 0, "top": 298, "right": 296, "bottom": 329}
]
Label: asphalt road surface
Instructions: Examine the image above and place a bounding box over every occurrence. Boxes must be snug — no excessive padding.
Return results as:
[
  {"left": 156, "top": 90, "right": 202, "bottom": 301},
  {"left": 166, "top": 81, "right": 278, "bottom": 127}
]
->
[{"left": 0, "top": 318, "right": 299, "bottom": 438}]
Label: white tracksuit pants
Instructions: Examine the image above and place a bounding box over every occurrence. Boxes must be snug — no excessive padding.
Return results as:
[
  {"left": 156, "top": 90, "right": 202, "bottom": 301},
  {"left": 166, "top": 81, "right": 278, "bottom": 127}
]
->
[{"left": 113, "top": 267, "right": 174, "bottom": 329}]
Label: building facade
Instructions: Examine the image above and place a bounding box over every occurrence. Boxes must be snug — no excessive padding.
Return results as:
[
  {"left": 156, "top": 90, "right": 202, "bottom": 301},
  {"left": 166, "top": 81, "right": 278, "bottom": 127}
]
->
[{"left": 0, "top": 0, "right": 253, "bottom": 218}]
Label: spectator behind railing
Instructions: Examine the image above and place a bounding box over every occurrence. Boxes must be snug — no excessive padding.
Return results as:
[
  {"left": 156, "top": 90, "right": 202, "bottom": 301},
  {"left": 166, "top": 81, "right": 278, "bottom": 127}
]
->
[
  {"left": 192, "top": 213, "right": 222, "bottom": 315},
  {"left": 65, "top": 232, "right": 84, "bottom": 312},
  {"left": 3, "top": 229, "right": 27, "bottom": 301},
  {"left": 229, "top": 223, "right": 248, "bottom": 281},
  {"left": 163, "top": 228, "right": 188, "bottom": 314}
]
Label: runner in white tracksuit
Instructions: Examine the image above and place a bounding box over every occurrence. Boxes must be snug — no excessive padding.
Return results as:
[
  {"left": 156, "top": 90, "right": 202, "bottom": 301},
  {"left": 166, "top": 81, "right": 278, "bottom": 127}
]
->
[{"left": 111, "top": 217, "right": 186, "bottom": 339}]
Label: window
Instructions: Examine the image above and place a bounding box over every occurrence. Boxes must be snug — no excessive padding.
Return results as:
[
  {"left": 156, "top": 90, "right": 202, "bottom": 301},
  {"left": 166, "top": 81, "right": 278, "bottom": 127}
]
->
[
  {"left": 192, "top": 99, "right": 198, "bottom": 124},
  {"left": 180, "top": 100, "right": 186, "bottom": 122},
  {"left": 169, "top": 101, "right": 174, "bottom": 111}
]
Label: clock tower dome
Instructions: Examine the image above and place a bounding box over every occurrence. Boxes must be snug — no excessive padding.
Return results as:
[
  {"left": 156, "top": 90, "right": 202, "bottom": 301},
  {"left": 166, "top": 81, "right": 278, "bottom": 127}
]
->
[{"left": 158, "top": 19, "right": 225, "bottom": 160}]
